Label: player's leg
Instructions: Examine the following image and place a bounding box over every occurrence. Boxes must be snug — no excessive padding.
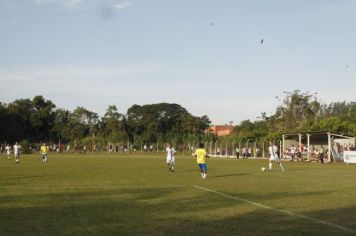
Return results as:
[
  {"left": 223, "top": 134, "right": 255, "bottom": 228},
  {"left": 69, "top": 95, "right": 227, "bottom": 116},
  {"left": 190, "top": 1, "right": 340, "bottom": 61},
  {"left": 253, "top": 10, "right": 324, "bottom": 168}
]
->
[
  {"left": 202, "top": 164, "right": 207, "bottom": 179},
  {"left": 198, "top": 164, "right": 204, "bottom": 178},
  {"left": 275, "top": 157, "right": 285, "bottom": 172},
  {"left": 170, "top": 156, "right": 175, "bottom": 172},
  {"left": 279, "top": 161, "right": 285, "bottom": 172},
  {"left": 167, "top": 156, "right": 172, "bottom": 171}
]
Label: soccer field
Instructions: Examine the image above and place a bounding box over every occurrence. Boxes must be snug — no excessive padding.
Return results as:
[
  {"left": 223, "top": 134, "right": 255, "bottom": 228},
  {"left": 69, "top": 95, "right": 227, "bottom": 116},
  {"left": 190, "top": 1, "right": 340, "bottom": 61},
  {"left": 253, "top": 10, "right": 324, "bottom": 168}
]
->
[{"left": 1, "top": 153, "right": 356, "bottom": 236}]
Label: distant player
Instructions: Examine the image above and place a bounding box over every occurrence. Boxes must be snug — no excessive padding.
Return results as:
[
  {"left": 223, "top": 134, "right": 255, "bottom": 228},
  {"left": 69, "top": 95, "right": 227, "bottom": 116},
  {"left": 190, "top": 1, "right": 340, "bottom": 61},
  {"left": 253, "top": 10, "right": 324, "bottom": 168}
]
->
[
  {"left": 194, "top": 143, "right": 209, "bottom": 179},
  {"left": 149, "top": 144, "right": 153, "bottom": 152},
  {"left": 290, "top": 145, "right": 296, "bottom": 161},
  {"left": 40, "top": 143, "right": 48, "bottom": 163},
  {"left": 13, "top": 142, "right": 21, "bottom": 164},
  {"left": 166, "top": 144, "right": 176, "bottom": 172},
  {"left": 5, "top": 144, "right": 11, "bottom": 159},
  {"left": 268, "top": 142, "right": 285, "bottom": 172}
]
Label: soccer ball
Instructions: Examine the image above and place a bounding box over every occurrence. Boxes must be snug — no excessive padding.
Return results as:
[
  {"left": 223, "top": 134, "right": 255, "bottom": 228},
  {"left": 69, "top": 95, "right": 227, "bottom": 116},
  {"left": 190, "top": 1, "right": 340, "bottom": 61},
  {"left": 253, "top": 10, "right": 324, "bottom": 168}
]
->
[{"left": 261, "top": 167, "right": 266, "bottom": 172}]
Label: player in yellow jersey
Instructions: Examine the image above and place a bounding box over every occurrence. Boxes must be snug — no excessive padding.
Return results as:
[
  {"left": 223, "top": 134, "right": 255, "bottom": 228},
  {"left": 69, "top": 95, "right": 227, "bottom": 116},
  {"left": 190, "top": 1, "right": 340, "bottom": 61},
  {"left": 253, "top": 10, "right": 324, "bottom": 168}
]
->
[
  {"left": 40, "top": 143, "right": 48, "bottom": 163},
  {"left": 194, "top": 143, "right": 209, "bottom": 179}
]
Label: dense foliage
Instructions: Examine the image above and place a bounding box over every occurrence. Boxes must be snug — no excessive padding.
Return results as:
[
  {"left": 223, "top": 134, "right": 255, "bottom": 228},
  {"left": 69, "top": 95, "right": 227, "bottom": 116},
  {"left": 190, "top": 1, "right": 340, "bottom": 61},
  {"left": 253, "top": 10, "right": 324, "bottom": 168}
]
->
[
  {"left": 0, "top": 91, "right": 355, "bottom": 149},
  {"left": 231, "top": 90, "right": 356, "bottom": 143},
  {"left": 0, "top": 96, "right": 211, "bottom": 147}
]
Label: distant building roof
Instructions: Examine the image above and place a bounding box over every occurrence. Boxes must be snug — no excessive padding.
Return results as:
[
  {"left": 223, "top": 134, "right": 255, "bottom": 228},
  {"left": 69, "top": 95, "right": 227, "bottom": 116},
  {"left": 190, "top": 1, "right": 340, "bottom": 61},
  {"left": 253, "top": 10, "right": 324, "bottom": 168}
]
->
[{"left": 207, "top": 125, "right": 234, "bottom": 137}]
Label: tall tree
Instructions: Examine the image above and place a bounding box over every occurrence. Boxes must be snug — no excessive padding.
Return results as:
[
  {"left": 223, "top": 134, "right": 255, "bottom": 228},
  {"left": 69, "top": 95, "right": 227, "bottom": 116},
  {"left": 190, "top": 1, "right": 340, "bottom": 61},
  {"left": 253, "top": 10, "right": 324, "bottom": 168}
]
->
[
  {"left": 101, "top": 105, "right": 126, "bottom": 142},
  {"left": 30, "top": 96, "right": 56, "bottom": 142},
  {"left": 68, "top": 107, "right": 99, "bottom": 141}
]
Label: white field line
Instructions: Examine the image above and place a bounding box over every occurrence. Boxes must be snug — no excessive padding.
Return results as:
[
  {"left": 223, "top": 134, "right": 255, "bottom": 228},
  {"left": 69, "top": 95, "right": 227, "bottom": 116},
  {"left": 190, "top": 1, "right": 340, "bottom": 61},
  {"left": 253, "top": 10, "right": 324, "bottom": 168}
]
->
[{"left": 193, "top": 185, "right": 356, "bottom": 234}]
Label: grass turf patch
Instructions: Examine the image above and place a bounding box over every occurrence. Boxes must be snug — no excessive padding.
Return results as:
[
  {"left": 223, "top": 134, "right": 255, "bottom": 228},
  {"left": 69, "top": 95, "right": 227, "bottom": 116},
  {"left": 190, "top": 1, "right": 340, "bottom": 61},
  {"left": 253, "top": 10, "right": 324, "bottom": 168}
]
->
[{"left": 1, "top": 153, "right": 356, "bottom": 235}]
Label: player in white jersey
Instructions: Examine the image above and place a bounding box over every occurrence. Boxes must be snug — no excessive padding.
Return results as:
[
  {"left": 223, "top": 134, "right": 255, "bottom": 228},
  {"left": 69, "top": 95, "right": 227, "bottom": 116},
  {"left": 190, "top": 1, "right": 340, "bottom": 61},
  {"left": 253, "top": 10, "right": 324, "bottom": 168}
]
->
[
  {"left": 268, "top": 142, "right": 285, "bottom": 172},
  {"left": 5, "top": 144, "right": 11, "bottom": 159},
  {"left": 13, "top": 142, "right": 21, "bottom": 163},
  {"left": 290, "top": 145, "right": 296, "bottom": 161},
  {"left": 166, "top": 144, "right": 176, "bottom": 172}
]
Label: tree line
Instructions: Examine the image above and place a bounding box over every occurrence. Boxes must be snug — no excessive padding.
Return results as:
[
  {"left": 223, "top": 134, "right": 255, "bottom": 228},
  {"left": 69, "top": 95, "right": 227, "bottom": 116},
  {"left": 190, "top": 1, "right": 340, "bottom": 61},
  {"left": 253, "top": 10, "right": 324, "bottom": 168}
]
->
[
  {"left": 0, "top": 96, "right": 212, "bottom": 149},
  {"left": 0, "top": 90, "right": 355, "bottom": 152},
  {"left": 230, "top": 90, "right": 356, "bottom": 143}
]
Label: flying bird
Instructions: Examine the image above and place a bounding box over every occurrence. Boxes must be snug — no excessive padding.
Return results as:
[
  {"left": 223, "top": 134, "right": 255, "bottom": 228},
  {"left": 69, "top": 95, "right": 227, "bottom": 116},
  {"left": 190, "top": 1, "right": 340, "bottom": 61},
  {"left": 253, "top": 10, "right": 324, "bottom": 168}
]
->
[
  {"left": 210, "top": 22, "right": 214, "bottom": 26},
  {"left": 260, "top": 38, "right": 264, "bottom": 44}
]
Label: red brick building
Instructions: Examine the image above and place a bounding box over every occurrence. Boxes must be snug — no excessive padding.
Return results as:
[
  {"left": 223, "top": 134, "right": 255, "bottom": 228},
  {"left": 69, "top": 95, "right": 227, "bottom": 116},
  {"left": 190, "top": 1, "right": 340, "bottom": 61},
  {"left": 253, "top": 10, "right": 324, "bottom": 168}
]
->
[{"left": 206, "top": 125, "right": 234, "bottom": 137}]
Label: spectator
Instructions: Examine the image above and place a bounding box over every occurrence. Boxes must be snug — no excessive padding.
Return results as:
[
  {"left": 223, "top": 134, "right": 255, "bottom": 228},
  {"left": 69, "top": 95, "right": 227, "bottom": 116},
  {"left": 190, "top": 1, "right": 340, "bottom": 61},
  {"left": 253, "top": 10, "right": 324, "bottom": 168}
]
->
[
  {"left": 235, "top": 147, "right": 240, "bottom": 159},
  {"left": 319, "top": 145, "right": 325, "bottom": 164}
]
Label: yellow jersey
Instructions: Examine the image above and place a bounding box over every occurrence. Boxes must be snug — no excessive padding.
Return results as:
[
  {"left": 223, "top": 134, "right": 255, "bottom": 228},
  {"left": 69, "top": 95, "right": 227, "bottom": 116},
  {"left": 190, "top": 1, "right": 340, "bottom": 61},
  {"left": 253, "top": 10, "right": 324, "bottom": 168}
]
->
[
  {"left": 195, "top": 148, "right": 207, "bottom": 164},
  {"left": 40, "top": 145, "right": 47, "bottom": 154}
]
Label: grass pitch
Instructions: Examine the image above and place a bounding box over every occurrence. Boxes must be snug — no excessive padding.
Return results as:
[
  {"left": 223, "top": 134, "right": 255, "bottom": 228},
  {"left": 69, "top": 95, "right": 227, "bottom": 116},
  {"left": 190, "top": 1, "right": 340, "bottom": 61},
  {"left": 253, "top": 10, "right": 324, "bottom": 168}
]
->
[{"left": 1, "top": 152, "right": 356, "bottom": 236}]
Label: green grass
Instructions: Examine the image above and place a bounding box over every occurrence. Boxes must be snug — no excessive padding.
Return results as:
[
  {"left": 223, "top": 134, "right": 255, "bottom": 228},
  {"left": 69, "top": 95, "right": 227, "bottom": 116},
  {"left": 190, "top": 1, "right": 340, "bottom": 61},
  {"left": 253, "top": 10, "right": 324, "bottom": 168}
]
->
[{"left": 1, "top": 152, "right": 356, "bottom": 236}]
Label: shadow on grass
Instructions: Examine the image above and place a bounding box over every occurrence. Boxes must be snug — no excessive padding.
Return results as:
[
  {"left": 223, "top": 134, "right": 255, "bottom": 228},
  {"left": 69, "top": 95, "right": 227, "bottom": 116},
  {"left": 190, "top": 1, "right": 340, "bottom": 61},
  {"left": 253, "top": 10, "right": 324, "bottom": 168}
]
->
[
  {"left": 0, "top": 186, "right": 355, "bottom": 236},
  {"left": 212, "top": 173, "right": 248, "bottom": 178},
  {"left": 178, "top": 169, "right": 201, "bottom": 173},
  {"left": 164, "top": 205, "right": 356, "bottom": 236},
  {"left": 0, "top": 175, "right": 44, "bottom": 180},
  {"left": 210, "top": 173, "right": 248, "bottom": 178}
]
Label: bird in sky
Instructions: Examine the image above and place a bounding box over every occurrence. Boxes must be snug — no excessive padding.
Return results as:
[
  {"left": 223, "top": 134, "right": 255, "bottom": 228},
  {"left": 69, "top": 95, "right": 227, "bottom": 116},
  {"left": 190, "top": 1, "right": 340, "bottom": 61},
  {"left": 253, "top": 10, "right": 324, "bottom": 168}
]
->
[
  {"left": 260, "top": 38, "right": 264, "bottom": 44},
  {"left": 210, "top": 22, "right": 214, "bottom": 26}
]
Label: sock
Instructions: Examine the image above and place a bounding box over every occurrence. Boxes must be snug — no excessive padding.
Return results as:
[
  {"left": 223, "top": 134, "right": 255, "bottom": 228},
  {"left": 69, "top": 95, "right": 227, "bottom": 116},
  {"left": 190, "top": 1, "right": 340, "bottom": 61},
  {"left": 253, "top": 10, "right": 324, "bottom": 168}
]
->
[
  {"left": 269, "top": 162, "right": 272, "bottom": 170},
  {"left": 280, "top": 163, "right": 285, "bottom": 172}
]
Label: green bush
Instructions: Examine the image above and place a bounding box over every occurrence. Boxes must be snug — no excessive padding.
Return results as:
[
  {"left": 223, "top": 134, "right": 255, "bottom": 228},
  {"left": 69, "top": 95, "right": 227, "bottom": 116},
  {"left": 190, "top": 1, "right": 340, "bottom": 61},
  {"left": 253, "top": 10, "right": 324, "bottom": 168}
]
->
[{"left": 20, "top": 140, "right": 32, "bottom": 154}]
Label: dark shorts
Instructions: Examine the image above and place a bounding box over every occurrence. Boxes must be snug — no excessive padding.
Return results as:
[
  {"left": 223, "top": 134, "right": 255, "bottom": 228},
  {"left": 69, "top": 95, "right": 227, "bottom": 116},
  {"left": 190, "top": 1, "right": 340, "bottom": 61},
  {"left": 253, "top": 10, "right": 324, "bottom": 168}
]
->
[{"left": 198, "top": 163, "right": 207, "bottom": 172}]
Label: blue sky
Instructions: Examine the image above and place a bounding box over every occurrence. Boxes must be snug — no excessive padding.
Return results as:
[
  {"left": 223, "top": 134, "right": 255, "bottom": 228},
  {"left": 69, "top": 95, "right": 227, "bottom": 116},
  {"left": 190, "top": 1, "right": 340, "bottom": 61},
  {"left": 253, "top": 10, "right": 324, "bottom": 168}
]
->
[{"left": 0, "top": 0, "right": 355, "bottom": 124}]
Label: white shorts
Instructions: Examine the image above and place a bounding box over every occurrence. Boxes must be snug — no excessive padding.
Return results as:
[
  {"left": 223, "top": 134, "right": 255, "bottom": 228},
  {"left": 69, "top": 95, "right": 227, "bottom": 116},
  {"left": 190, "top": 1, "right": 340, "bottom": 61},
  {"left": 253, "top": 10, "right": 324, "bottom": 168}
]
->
[
  {"left": 167, "top": 156, "right": 175, "bottom": 165},
  {"left": 269, "top": 155, "right": 280, "bottom": 162}
]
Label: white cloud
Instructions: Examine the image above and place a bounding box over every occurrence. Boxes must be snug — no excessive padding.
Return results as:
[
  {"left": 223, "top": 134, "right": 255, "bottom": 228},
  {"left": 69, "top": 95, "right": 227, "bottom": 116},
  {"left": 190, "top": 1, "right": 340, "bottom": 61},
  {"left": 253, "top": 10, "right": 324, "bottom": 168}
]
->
[
  {"left": 113, "top": 1, "right": 133, "bottom": 10},
  {"left": 33, "top": 0, "right": 134, "bottom": 10},
  {"left": 0, "top": 64, "right": 167, "bottom": 82},
  {"left": 33, "top": 0, "right": 83, "bottom": 9},
  {"left": 0, "top": 75, "right": 35, "bottom": 82}
]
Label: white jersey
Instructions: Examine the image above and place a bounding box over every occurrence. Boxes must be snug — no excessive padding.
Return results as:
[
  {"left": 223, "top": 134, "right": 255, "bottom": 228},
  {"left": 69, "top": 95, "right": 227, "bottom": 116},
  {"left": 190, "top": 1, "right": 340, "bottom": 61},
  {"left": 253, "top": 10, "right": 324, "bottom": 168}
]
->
[
  {"left": 166, "top": 147, "right": 176, "bottom": 164},
  {"left": 13, "top": 144, "right": 21, "bottom": 154},
  {"left": 166, "top": 147, "right": 172, "bottom": 158},
  {"left": 268, "top": 145, "right": 279, "bottom": 161},
  {"left": 290, "top": 146, "right": 296, "bottom": 154},
  {"left": 5, "top": 146, "right": 11, "bottom": 154}
]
